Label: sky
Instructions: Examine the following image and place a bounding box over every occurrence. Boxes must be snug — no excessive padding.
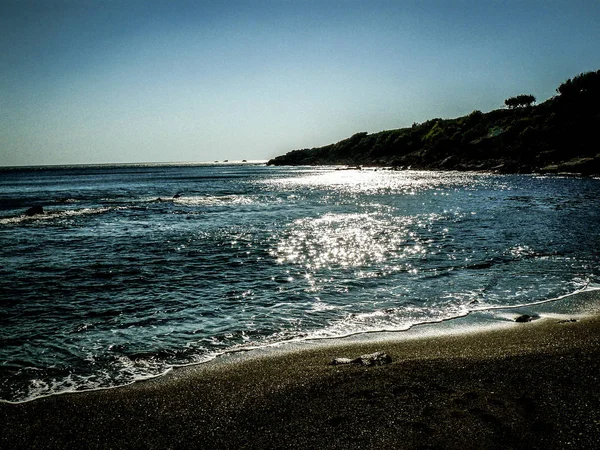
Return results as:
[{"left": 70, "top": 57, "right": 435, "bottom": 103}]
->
[{"left": 1, "top": 1, "right": 599, "bottom": 167}]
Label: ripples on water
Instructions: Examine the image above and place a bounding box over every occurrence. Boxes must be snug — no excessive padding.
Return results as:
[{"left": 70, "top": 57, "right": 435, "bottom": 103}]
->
[{"left": 0, "top": 164, "right": 599, "bottom": 402}]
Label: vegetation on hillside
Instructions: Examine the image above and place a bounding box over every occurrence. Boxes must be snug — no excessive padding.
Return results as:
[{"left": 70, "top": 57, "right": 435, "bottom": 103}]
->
[
  {"left": 504, "top": 94, "right": 536, "bottom": 109},
  {"left": 267, "top": 70, "right": 600, "bottom": 175}
]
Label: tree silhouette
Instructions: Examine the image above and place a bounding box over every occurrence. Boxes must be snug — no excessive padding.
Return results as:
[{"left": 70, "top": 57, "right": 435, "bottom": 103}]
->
[
  {"left": 556, "top": 70, "right": 600, "bottom": 97},
  {"left": 504, "top": 94, "right": 536, "bottom": 109}
]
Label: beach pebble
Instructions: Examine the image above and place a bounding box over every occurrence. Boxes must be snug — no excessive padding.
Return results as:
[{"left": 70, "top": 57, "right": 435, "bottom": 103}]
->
[
  {"left": 558, "top": 318, "right": 578, "bottom": 324},
  {"left": 330, "top": 351, "right": 392, "bottom": 367},
  {"left": 330, "top": 357, "right": 354, "bottom": 365}
]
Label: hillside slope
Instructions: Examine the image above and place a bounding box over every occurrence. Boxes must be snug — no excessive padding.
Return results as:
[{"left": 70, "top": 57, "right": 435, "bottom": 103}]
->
[{"left": 268, "top": 71, "right": 600, "bottom": 175}]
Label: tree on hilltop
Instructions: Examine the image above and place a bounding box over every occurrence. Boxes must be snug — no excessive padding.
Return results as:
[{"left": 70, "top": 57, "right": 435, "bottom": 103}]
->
[
  {"left": 556, "top": 70, "right": 600, "bottom": 97},
  {"left": 504, "top": 94, "right": 536, "bottom": 109}
]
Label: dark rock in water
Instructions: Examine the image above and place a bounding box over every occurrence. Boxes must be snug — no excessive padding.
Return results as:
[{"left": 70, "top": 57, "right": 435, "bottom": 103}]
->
[
  {"left": 24, "top": 205, "right": 44, "bottom": 216},
  {"left": 155, "top": 197, "right": 164, "bottom": 202},
  {"left": 515, "top": 314, "right": 533, "bottom": 323},
  {"left": 173, "top": 193, "right": 182, "bottom": 199},
  {"left": 330, "top": 351, "right": 392, "bottom": 367}
]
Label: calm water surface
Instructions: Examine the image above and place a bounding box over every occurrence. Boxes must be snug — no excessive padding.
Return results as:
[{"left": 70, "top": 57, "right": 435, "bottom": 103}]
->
[{"left": 1, "top": 164, "right": 599, "bottom": 402}]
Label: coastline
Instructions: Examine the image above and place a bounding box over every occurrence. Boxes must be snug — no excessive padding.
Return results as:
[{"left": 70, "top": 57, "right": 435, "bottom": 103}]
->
[
  {"left": 2, "top": 290, "right": 600, "bottom": 449},
  {"left": 266, "top": 71, "right": 600, "bottom": 176}
]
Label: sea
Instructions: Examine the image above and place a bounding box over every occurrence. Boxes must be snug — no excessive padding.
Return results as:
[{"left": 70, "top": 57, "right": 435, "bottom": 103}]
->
[{"left": 1, "top": 163, "right": 599, "bottom": 403}]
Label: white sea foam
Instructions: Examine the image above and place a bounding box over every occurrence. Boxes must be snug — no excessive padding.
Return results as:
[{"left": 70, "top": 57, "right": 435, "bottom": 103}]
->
[
  {"left": 0, "top": 206, "right": 120, "bottom": 225},
  {"left": 0, "top": 355, "right": 173, "bottom": 405},
  {"left": 174, "top": 195, "right": 255, "bottom": 206},
  {"left": 3, "top": 286, "right": 598, "bottom": 405}
]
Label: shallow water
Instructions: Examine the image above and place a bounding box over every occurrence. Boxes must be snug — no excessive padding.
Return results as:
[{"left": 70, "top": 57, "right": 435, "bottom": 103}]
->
[{"left": 1, "top": 163, "right": 599, "bottom": 402}]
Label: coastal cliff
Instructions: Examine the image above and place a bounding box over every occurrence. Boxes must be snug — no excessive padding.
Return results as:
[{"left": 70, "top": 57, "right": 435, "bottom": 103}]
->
[{"left": 268, "top": 70, "right": 600, "bottom": 175}]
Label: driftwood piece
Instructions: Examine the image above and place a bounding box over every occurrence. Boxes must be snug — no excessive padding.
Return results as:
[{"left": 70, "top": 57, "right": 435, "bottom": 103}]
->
[{"left": 330, "top": 351, "right": 392, "bottom": 367}]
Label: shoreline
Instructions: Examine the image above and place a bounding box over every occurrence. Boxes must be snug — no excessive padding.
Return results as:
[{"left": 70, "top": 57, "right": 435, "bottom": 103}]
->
[
  {"left": 2, "top": 292, "right": 600, "bottom": 448},
  {"left": 4, "top": 286, "right": 597, "bottom": 406}
]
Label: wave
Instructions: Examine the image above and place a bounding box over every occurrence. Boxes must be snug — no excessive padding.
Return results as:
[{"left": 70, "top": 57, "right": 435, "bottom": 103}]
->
[
  {"left": 171, "top": 194, "right": 256, "bottom": 206},
  {"left": 0, "top": 192, "right": 291, "bottom": 225},
  {"left": 3, "top": 284, "right": 598, "bottom": 405},
  {"left": 0, "top": 206, "right": 122, "bottom": 225},
  {"left": 0, "top": 193, "right": 270, "bottom": 226}
]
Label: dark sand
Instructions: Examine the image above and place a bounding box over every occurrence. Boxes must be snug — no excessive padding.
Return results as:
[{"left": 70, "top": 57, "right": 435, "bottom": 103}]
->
[{"left": 2, "top": 316, "right": 600, "bottom": 449}]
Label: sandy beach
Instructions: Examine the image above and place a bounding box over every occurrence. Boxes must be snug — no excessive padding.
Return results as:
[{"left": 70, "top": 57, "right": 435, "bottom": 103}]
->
[{"left": 2, "top": 298, "right": 600, "bottom": 450}]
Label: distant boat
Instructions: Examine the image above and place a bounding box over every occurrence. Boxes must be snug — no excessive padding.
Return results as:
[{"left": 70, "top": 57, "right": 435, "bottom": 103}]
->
[
  {"left": 223, "top": 160, "right": 228, "bottom": 162},
  {"left": 242, "top": 159, "right": 247, "bottom": 162}
]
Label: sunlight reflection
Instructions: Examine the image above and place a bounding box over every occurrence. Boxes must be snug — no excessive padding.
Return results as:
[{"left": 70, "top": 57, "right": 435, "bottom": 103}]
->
[
  {"left": 271, "top": 212, "right": 441, "bottom": 271},
  {"left": 263, "top": 168, "right": 486, "bottom": 194}
]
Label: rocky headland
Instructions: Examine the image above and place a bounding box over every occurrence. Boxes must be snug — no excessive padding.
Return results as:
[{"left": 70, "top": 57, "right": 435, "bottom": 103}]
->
[{"left": 268, "top": 70, "right": 600, "bottom": 175}]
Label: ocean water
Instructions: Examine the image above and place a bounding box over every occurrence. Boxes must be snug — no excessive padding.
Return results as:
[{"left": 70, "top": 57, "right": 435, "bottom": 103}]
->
[{"left": 1, "top": 163, "right": 599, "bottom": 403}]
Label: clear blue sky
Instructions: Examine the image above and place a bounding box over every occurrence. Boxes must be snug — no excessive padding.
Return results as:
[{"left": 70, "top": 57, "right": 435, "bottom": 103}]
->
[{"left": 1, "top": 0, "right": 599, "bottom": 166}]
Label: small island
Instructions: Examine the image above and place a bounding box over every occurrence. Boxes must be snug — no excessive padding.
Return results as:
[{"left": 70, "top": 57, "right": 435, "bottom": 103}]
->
[{"left": 268, "top": 70, "right": 600, "bottom": 175}]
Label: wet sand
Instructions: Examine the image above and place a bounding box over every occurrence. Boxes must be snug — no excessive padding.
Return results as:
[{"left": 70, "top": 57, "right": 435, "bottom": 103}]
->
[{"left": 2, "top": 314, "right": 600, "bottom": 449}]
